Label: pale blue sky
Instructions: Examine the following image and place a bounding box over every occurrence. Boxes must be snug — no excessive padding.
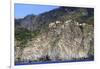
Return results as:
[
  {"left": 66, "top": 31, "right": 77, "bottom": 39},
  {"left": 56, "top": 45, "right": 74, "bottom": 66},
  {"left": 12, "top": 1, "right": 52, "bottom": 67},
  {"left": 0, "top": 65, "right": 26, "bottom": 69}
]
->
[{"left": 15, "top": 4, "right": 59, "bottom": 18}]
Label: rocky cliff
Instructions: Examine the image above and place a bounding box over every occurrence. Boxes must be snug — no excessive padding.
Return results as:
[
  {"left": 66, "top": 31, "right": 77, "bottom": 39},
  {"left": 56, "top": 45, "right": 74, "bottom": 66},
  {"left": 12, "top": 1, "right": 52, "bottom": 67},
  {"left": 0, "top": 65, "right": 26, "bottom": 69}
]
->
[{"left": 15, "top": 7, "right": 94, "bottom": 64}]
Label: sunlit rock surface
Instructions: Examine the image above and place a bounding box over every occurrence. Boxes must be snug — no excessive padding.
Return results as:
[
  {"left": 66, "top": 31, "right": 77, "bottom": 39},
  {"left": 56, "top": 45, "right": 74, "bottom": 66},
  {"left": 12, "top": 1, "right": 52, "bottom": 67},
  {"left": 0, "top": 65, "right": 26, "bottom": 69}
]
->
[{"left": 15, "top": 7, "right": 94, "bottom": 64}]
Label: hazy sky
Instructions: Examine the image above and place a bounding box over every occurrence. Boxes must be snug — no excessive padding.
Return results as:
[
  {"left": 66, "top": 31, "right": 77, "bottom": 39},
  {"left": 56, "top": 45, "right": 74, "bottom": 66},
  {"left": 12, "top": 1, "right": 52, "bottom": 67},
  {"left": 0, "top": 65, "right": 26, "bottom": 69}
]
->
[{"left": 15, "top": 4, "right": 59, "bottom": 18}]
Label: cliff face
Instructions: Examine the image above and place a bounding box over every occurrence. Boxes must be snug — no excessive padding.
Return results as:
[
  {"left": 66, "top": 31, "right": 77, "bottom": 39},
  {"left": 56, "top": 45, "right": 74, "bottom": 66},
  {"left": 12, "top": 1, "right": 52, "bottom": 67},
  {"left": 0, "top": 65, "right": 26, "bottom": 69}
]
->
[{"left": 15, "top": 7, "right": 94, "bottom": 63}]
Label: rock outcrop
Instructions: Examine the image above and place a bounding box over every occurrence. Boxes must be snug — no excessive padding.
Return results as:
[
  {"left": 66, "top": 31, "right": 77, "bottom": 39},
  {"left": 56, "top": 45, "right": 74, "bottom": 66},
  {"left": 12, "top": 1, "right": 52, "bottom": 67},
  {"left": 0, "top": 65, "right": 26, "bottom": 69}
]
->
[{"left": 15, "top": 7, "right": 94, "bottom": 64}]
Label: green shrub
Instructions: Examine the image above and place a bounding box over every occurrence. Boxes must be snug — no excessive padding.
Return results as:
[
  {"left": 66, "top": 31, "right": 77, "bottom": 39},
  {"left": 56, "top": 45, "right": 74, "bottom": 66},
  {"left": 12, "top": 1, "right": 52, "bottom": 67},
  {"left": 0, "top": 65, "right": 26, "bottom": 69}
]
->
[{"left": 15, "top": 28, "right": 31, "bottom": 41}]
